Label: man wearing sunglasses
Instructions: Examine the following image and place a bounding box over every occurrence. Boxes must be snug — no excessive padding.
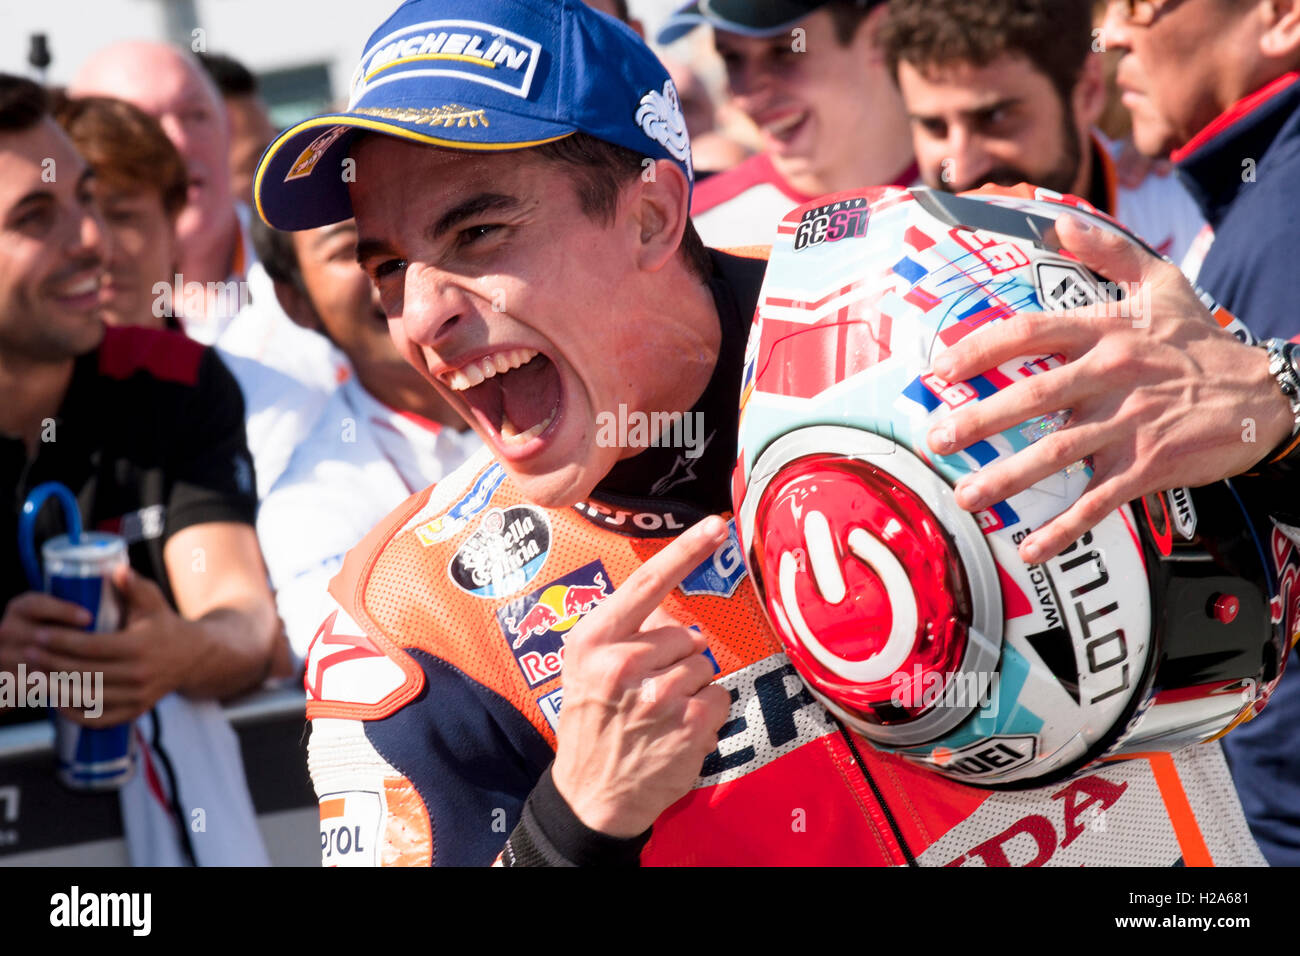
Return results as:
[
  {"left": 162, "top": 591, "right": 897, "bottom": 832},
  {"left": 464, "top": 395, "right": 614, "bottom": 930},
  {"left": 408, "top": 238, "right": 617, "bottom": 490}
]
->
[{"left": 1101, "top": 0, "right": 1300, "bottom": 339}]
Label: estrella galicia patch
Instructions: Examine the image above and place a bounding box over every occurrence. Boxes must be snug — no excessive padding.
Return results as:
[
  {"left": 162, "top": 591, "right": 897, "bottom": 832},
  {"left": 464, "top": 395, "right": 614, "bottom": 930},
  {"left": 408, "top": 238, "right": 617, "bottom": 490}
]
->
[
  {"left": 679, "top": 519, "right": 747, "bottom": 598},
  {"left": 448, "top": 505, "right": 549, "bottom": 599},
  {"left": 495, "top": 560, "right": 612, "bottom": 688},
  {"left": 416, "top": 463, "right": 506, "bottom": 546}
]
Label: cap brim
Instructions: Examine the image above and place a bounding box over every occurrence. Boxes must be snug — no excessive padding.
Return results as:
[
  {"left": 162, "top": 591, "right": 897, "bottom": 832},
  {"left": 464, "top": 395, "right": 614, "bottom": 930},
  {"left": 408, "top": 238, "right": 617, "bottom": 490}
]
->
[
  {"left": 655, "top": 2, "right": 707, "bottom": 44},
  {"left": 254, "top": 108, "right": 574, "bottom": 232},
  {"left": 655, "top": 0, "right": 825, "bottom": 44}
]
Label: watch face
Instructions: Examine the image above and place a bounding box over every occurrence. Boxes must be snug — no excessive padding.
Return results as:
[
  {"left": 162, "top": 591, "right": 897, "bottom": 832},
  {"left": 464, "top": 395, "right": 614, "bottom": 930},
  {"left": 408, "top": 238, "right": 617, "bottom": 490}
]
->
[{"left": 1284, "top": 344, "right": 1300, "bottom": 379}]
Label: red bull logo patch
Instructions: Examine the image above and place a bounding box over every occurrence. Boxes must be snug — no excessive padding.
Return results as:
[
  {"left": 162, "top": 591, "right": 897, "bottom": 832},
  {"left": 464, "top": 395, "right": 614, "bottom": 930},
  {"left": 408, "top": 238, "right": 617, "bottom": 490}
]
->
[{"left": 496, "top": 561, "right": 613, "bottom": 687}]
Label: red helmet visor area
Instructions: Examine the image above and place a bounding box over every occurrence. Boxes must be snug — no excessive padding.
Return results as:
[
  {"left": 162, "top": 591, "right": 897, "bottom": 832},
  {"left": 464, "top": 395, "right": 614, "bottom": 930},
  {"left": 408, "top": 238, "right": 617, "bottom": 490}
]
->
[{"left": 750, "top": 454, "right": 973, "bottom": 725}]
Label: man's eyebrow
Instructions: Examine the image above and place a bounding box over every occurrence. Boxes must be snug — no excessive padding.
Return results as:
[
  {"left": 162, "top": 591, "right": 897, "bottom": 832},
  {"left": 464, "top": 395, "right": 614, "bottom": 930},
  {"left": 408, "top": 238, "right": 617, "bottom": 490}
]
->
[
  {"left": 909, "top": 97, "right": 1021, "bottom": 124},
  {"left": 962, "top": 97, "right": 1020, "bottom": 118},
  {"left": 354, "top": 234, "right": 394, "bottom": 266},
  {"left": 310, "top": 221, "right": 357, "bottom": 250},
  {"left": 4, "top": 170, "right": 89, "bottom": 214},
  {"left": 7, "top": 188, "right": 55, "bottom": 211},
  {"left": 428, "top": 192, "right": 522, "bottom": 241},
  {"left": 355, "top": 193, "right": 523, "bottom": 265}
]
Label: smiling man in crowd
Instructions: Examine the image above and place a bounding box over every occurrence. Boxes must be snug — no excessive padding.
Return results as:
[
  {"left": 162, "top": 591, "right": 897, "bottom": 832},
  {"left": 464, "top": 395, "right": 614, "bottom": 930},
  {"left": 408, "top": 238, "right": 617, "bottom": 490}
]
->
[
  {"left": 880, "top": 0, "right": 1204, "bottom": 264},
  {"left": 657, "top": 0, "right": 916, "bottom": 246},
  {"left": 0, "top": 74, "right": 282, "bottom": 864},
  {"left": 72, "top": 43, "right": 244, "bottom": 345},
  {"left": 72, "top": 42, "right": 347, "bottom": 498}
]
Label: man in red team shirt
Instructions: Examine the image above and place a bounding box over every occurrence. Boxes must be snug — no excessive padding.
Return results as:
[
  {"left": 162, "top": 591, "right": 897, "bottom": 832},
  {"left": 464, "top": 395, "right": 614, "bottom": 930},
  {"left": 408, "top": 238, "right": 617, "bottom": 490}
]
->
[{"left": 658, "top": 0, "right": 917, "bottom": 247}]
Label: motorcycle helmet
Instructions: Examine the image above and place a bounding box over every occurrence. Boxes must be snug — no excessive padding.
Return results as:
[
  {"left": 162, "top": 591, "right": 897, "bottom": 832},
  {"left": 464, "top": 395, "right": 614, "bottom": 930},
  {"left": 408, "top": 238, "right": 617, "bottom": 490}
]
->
[{"left": 732, "top": 183, "right": 1293, "bottom": 787}]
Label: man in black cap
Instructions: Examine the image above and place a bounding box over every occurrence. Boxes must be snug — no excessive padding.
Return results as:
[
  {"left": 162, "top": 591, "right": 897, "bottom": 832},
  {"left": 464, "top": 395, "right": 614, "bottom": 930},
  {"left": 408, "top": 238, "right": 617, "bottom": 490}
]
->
[{"left": 659, "top": 1, "right": 916, "bottom": 247}]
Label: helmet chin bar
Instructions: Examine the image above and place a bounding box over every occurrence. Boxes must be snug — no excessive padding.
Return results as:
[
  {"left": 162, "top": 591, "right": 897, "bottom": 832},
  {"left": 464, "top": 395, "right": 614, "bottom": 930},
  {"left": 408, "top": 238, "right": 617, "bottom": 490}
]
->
[{"left": 738, "top": 425, "right": 1004, "bottom": 749}]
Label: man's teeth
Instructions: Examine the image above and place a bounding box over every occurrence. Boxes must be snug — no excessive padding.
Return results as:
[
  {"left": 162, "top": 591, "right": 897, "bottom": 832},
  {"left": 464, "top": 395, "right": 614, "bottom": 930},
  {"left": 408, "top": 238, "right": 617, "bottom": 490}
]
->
[
  {"left": 59, "top": 275, "right": 101, "bottom": 297},
  {"left": 443, "top": 348, "right": 539, "bottom": 391},
  {"left": 763, "top": 112, "right": 805, "bottom": 135},
  {"left": 500, "top": 404, "right": 558, "bottom": 445}
]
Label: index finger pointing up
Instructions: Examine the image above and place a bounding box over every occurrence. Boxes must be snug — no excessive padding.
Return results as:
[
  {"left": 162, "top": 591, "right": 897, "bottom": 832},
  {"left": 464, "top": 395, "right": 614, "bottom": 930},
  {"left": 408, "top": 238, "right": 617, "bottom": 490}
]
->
[{"left": 578, "top": 515, "right": 729, "bottom": 646}]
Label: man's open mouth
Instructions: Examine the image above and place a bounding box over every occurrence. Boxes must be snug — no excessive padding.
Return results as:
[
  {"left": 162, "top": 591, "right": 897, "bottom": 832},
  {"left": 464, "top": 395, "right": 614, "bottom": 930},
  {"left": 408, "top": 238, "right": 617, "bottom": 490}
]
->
[
  {"left": 441, "top": 348, "right": 562, "bottom": 446},
  {"left": 757, "top": 109, "right": 810, "bottom": 147}
]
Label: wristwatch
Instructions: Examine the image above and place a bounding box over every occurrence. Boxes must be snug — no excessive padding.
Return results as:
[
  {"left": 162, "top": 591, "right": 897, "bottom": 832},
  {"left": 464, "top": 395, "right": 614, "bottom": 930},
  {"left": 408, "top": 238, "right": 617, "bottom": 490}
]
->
[{"left": 1261, "top": 338, "right": 1300, "bottom": 465}]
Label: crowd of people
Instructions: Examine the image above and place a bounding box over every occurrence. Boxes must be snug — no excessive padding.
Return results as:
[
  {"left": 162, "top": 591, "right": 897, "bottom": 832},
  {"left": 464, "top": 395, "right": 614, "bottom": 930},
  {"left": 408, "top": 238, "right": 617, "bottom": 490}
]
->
[{"left": 1, "top": 0, "right": 1298, "bottom": 866}]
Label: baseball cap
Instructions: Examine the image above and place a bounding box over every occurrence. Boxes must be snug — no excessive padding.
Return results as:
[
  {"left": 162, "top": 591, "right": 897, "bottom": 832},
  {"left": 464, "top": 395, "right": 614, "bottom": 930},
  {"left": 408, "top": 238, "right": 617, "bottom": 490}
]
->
[
  {"left": 656, "top": 0, "right": 878, "bottom": 45},
  {"left": 254, "top": 0, "right": 693, "bottom": 231}
]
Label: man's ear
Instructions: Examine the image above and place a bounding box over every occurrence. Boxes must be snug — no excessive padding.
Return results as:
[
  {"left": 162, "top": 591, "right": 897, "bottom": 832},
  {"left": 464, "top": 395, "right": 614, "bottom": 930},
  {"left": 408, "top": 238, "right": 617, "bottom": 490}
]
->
[
  {"left": 271, "top": 276, "right": 323, "bottom": 333},
  {"left": 630, "top": 159, "right": 691, "bottom": 274},
  {"left": 862, "top": 4, "right": 891, "bottom": 66},
  {"left": 1260, "top": 0, "right": 1300, "bottom": 65},
  {"left": 1074, "top": 51, "right": 1108, "bottom": 131}
]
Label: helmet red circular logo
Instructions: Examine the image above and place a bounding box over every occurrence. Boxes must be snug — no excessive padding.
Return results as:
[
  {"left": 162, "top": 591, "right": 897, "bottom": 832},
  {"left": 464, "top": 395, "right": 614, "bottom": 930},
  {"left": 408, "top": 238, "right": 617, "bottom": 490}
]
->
[{"left": 751, "top": 454, "right": 972, "bottom": 725}]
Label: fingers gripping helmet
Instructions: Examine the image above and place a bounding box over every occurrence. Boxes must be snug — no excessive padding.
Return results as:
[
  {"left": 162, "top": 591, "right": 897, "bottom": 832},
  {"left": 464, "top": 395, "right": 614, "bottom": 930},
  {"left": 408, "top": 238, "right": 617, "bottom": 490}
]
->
[{"left": 732, "top": 184, "right": 1293, "bottom": 787}]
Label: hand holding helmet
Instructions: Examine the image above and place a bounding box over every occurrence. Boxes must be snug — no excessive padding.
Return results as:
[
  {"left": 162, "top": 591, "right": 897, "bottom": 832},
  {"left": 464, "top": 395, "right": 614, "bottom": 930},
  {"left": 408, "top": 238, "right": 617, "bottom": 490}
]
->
[{"left": 927, "top": 211, "right": 1294, "bottom": 563}]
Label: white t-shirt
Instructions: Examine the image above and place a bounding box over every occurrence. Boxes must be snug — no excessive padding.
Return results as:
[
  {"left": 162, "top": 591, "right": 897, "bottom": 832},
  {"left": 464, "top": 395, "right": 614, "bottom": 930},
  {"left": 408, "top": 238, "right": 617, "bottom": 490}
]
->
[
  {"left": 215, "top": 260, "right": 350, "bottom": 499},
  {"left": 257, "top": 377, "right": 481, "bottom": 658},
  {"left": 173, "top": 204, "right": 351, "bottom": 498}
]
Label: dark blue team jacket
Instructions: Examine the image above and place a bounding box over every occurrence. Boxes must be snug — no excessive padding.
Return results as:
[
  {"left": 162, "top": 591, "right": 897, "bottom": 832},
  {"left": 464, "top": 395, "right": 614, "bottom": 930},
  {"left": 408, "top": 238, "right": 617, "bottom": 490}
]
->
[{"left": 1176, "top": 72, "right": 1300, "bottom": 866}]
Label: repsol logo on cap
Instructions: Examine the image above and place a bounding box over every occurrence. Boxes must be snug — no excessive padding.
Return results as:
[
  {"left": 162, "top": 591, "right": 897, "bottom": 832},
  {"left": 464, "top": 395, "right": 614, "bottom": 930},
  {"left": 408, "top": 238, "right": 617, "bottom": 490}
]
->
[{"left": 349, "top": 20, "right": 543, "bottom": 103}]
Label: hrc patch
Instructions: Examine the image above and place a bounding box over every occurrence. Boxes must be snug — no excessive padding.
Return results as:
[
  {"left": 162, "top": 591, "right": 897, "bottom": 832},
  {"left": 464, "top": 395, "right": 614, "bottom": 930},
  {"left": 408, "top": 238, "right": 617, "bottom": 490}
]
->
[
  {"left": 415, "top": 462, "right": 506, "bottom": 546},
  {"left": 496, "top": 561, "right": 612, "bottom": 687}
]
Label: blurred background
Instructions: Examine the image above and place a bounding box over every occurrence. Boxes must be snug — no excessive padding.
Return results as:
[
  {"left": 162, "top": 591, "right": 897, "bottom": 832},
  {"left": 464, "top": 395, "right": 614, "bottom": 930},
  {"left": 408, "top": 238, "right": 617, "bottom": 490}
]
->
[{"left": 0, "top": 0, "right": 719, "bottom": 128}]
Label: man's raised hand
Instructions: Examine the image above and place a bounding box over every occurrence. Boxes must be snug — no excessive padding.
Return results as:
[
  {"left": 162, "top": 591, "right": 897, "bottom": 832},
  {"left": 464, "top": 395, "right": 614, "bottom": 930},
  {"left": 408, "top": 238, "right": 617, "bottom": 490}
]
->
[
  {"left": 550, "top": 515, "right": 733, "bottom": 838},
  {"left": 926, "top": 213, "right": 1292, "bottom": 563}
]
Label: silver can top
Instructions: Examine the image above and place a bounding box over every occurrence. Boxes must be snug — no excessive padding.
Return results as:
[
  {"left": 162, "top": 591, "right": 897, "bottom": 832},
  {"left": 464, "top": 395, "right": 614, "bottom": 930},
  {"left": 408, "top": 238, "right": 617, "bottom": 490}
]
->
[{"left": 41, "top": 532, "right": 128, "bottom": 576}]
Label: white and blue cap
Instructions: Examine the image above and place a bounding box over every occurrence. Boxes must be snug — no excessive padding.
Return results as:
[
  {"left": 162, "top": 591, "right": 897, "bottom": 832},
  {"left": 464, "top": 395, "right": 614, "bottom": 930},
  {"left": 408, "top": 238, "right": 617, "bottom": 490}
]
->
[{"left": 254, "top": 0, "right": 693, "bottom": 231}]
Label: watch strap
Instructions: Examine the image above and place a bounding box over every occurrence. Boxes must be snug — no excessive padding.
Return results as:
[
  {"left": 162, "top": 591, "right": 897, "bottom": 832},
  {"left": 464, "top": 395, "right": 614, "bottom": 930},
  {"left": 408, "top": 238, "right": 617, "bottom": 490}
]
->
[{"left": 1262, "top": 338, "right": 1300, "bottom": 465}]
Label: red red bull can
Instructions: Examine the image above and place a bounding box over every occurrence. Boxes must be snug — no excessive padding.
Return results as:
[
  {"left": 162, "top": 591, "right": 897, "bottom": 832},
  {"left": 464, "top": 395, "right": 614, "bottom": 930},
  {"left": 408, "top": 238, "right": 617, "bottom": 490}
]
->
[{"left": 42, "top": 532, "right": 135, "bottom": 791}]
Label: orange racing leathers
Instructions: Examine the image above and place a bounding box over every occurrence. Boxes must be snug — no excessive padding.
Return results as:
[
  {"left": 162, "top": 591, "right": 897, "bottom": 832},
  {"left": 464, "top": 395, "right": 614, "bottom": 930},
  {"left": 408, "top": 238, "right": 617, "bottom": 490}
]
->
[{"left": 303, "top": 252, "right": 1265, "bottom": 867}]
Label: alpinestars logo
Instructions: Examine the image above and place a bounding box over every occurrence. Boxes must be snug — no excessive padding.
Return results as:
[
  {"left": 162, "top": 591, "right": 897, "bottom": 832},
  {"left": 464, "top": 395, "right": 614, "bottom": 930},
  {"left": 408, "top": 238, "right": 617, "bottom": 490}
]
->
[{"left": 636, "top": 80, "right": 692, "bottom": 179}]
